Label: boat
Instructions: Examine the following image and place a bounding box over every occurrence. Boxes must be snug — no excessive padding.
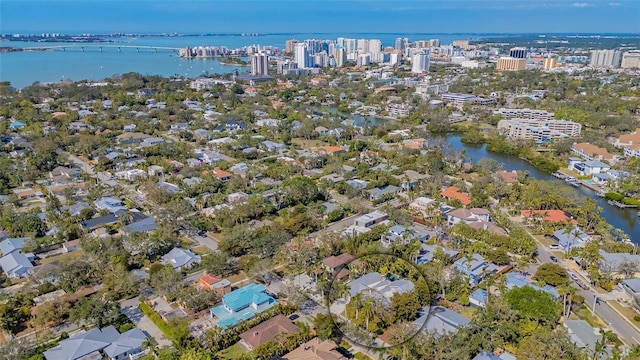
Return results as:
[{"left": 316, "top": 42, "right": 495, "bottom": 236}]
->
[{"left": 564, "top": 177, "right": 577, "bottom": 183}]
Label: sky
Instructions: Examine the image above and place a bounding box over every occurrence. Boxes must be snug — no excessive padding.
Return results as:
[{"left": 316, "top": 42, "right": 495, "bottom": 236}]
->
[{"left": 1, "top": 0, "right": 639, "bottom": 35}]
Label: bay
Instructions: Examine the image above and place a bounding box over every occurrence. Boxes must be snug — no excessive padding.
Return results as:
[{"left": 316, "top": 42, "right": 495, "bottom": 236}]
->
[{"left": 0, "top": 33, "right": 489, "bottom": 88}]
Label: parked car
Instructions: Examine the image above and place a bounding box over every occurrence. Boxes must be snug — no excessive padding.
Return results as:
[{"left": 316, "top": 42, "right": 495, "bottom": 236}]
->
[
  {"left": 550, "top": 256, "right": 558, "bottom": 262},
  {"left": 568, "top": 272, "right": 579, "bottom": 281},
  {"left": 288, "top": 314, "right": 299, "bottom": 321},
  {"left": 549, "top": 244, "right": 561, "bottom": 250}
]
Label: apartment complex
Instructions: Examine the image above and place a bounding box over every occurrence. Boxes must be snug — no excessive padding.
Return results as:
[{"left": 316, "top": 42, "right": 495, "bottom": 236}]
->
[
  {"left": 251, "top": 53, "right": 269, "bottom": 76},
  {"left": 494, "top": 108, "right": 555, "bottom": 121},
  {"left": 621, "top": 50, "right": 640, "bottom": 69},
  {"left": 497, "top": 57, "right": 527, "bottom": 71},
  {"left": 497, "top": 119, "right": 582, "bottom": 143},
  {"left": 612, "top": 127, "right": 640, "bottom": 158},
  {"left": 411, "top": 51, "right": 430, "bottom": 73},
  {"left": 590, "top": 50, "right": 622, "bottom": 68},
  {"left": 572, "top": 142, "right": 618, "bottom": 163}
]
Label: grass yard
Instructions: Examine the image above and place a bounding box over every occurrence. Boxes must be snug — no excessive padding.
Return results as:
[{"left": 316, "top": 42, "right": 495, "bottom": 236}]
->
[
  {"left": 610, "top": 301, "right": 640, "bottom": 325},
  {"left": 191, "top": 246, "right": 212, "bottom": 256},
  {"left": 39, "top": 249, "right": 86, "bottom": 265},
  {"left": 534, "top": 234, "right": 556, "bottom": 247},
  {"left": 291, "top": 138, "right": 326, "bottom": 148},
  {"left": 217, "top": 343, "right": 246, "bottom": 360},
  {"left": 227, "top": 272, "right": 248, "bottom": 284},
  {"left": 459, "top": 306, "right": 478, "bottom": 319},
  {"left": 575, "top": 308, "right": 606, "bottom": 328}
]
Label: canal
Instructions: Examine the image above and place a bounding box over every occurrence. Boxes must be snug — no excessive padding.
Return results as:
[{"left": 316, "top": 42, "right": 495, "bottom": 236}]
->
[{"left": 441, "top": 135, "right": 640, "bottom": 245}]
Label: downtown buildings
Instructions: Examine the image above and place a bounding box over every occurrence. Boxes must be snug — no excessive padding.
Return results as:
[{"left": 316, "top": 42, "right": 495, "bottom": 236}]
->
[{"left": 590, "top": 50, "right": 622, "bottom": 68}]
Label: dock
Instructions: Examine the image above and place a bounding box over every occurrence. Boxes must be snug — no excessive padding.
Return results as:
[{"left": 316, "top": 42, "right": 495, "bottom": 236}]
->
[{"left": 608, "top": 200, "right": 638, "bottom": 209}]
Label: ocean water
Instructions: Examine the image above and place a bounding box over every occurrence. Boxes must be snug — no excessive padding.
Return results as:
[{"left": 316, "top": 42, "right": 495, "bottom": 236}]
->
[{"left": 0, "top": 33, "right": 487, "bottom": 88}]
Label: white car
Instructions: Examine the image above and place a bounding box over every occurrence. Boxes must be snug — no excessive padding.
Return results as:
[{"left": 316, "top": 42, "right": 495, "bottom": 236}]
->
[
  {"left": 568, "top": 272, "right": 579, "bottom": 281},
  {"left": 549, "top": 244, "right": 561, "bottom": 250}
]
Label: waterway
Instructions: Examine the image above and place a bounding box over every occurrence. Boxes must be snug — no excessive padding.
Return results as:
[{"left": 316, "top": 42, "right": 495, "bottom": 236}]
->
[
  {"left": 442, "top": 135, "right": 639, "bottom": 245},
  {"left": 0, "top": 32, "right": 490, "bottom": 89}
]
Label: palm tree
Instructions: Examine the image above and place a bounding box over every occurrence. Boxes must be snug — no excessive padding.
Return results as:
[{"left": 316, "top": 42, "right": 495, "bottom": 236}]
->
[
  {"left": 350, "top": 293, "right": 364, "bottom": 320},
  {"left": 361, "top": 300, "right": 375, "bottom": 330}
]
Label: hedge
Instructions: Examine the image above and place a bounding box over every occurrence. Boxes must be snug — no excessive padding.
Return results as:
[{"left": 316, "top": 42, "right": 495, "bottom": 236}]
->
[{"left": 138, "top": 302, "right": 174, "bottom": 339}]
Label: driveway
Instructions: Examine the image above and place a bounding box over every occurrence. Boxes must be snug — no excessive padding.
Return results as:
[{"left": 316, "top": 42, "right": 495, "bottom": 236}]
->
[{"left": 120, "top": 298, "right": 172, "bottom": 348}]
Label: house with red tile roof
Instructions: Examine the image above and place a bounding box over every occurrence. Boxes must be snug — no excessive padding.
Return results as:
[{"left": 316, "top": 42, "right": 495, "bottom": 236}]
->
[
  {"left": 520, "top": 210, "right": 578, "bottom": 224},
  {"left": 441, "top": 186, "right": 471, "bottom": 206},
  {"left": 212, "top": 168, "right": 233, "bottom": 182},
  {"left": 198, "top": 272, "right": 232, "bottom": 297}
]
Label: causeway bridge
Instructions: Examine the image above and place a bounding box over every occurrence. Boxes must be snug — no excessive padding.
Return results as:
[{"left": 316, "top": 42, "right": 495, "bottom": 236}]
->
[{"left": 19, "top": 44, "right": 181, "bottom": 52}]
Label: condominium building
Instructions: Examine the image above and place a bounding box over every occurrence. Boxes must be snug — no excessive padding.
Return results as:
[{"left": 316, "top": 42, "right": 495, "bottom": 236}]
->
[
  {"left": 285, "top": 39, "right": 299, "bottom": 53},
  {"left": 509, "top": 47, "right": 528, "bottom": 59},
  {"left": 543, "top": 57, "right": 558, "bottom": 70},
  {"left": 621, "top": 50, "right": 640, "bottom": 69},
  {"left": 590, "top": 50, "right": 621, "bottom": 68},
  {"left": 335, "top": 47, "right": 347, "bottom": 67},
  {"left": 294, "top": 43, "right": 312, "bottom": 69},
  {"left": 612, "top": 127, "right": 640, "bottom": 158},
  {"left": 572, "top": 142, "right": 618, "bottom": 163},
  {"left": 395, "top": 37, "right": 409, "bottom": 51},
  {"left": 497, "top": 57, "right": 527, "bottom": 71},
  {"left": 494, "top": 108, "right": 555, "bottom": 121},
  {"left": 368, "top": 39, "right": 382, "bottom": 54},
  {"left": 497, "top": 119, "right": 582, "bottom": 143},
  {"left": 411, "top": 51, "right": 431, "bottom": 74},
  {"left": 250, "top": 53, "right": 269, "bottom": 76}
]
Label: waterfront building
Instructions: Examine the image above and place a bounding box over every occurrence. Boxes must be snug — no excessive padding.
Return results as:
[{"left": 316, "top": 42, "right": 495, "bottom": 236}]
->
[
  {"left": 285, "top": 39, "right": 299, "bottom": 53},
  {"left": 294, "top": 43, "right": 312, "bottom": 69},
  {"left": 251, "top": 53, "right": 269, "bottom": 76},
  {"left": 612, "top": 127, "right": 640, "bottom": 158},
  {"left": 621, "top": 50, "right": 640, "bottom": 69},
  {"left": 572, "top": 142, "right": 619, "bottom": 163},
  {"left": 368, "top": 39, "right": 382, "bottom": 54},
  {"left": 509, "top": 47, "right": 528, "bottom": 59},
  {"left": 411, "top": 51, "right": 430, "bottom": 73},
  {"left": 497, "top": 57, "right": 527, "bottom": 71},
  {"left": 494, "top": 108, "right": 555, "bottom": 121},
  {"left": 395, "top": 37, "right": 408, "bottom": 51},
  {"left": 590, "top": 50, "right": 621, "bottom": 68},
  {"left": 497, "top": 119, "right": 582, "bottom": 143}
]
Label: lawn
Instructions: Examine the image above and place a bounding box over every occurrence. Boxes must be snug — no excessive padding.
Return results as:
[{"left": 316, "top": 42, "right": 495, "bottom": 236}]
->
[
  {"left": 191, "top": 246, "right": 212, "bottom": 256},
  {"left": 575, "top": 308, "right": 606, "bottom": 328},
  {"left": 459, "top": 306, "right": 478, "bottom": 319},
  {"left": 609, "top": 301, "right": 640, "bottom": 325},
  {"left": 291, "top": 138, "right": 326, "bottom": 148},
  {"left": 39, "top": 249, "right": 86, "bottom": 265},
  {"left": 217, "top": 343, "right": 246, "bottom": 360},
  {"left": 227, "top": 272, "right": 248, "bottom": 285}
]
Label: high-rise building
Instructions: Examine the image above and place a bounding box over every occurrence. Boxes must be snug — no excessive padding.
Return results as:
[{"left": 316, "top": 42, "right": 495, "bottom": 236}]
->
[
  {"left": 357, "top": 54, "right": 371, "bottom": 67},
  {"left": 429, "top": 39, "right": 440, "bottom": 47},
  {"left": 295, "top": 43, "right": 311, "bottom": 69},
  {"left": 621, "top": 50, "right": 640, "bottom": 69},
  {"left": 395, "top": 37, "right": 408, "bottom": 51},
  {"left": 411, "top": 51, "right": 430, "bottom": 73},
  {"left": 356, "top": 39, "right": 369, "bottom": 54},
  {"left": 509, "top": 47, "right": 528, "bottom": 59},
  {"left": 285, "top": 39, "right": 299, "bottom": 53},
  {"left": 335, "top": 47, "right": 347, "bottom": 67},
  {"left": 543, "top": 57, "right": 558, "bottom": 70},
  {"left": 251, "top": 53, "right": 269, "bottom": 76},
  {"left": 368, "top": 39, "right": 382, "bottom": 54},
  {"left": 590, "top": 50, "right": 622, "bottom": 68},
  {"left": 497, "top": 57, "right": 527, "bottom": 71},
  {"left": 453, "top": 40, "right": 471, "bottom": 49}
]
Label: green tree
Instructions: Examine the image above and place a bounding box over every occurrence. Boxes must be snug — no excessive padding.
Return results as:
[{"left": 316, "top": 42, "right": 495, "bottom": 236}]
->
[
  {"left": 504, "top": 286, "right": 561, "bottom": 326},
  {"left": 534, "top": 263, "right": 569, "bottom": 287}
]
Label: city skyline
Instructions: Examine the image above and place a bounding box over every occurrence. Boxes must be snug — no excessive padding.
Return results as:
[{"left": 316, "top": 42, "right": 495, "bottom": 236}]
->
[{"left": 1, "top": 0, "right": 639, "bottom": 34}]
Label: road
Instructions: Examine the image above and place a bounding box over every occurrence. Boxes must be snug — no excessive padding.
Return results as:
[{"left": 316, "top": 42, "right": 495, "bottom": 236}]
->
[
  {"left": 63, "top": 151, "right": 119, "bottom": 187},
  {"left": 533, "top": 241, "right": 640, "bottom": 345}
]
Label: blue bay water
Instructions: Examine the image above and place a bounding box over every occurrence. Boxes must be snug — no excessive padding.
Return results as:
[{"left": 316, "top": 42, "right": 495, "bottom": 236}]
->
[{"left": 0, "top": 33, "right": 487, "bottom": 88}]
